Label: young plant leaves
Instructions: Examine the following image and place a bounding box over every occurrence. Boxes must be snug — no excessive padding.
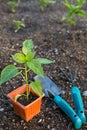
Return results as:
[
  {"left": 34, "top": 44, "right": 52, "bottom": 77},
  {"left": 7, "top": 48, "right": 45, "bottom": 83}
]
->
[
  {"left": 40, "top": 0, "right": 56, "bottom": 11},
  {"left": 27, "top": 59, "right": 44, "bottom": 77},
  {"left": 14, "top": 93, "right": 26, "bottom": 101},
  {"left": 62, "top": 0, "right": 86, "bottom": 26},
  {"left": 78, "top": 10, "right": 86, "bottom": 16},
  {"left": 36, "top": 58, "right": 54, "bottom": 64},
  {"left": 13, "top": 20, "right": 25, "bottom": 32},
  {"left": 76, "top": 0, "right": 86, "bottom": 5},
  {"left": 0, "top": 38, "right": 54, "bottom": 102},
  {"left": 12, "top": 53, "right": 26, "bottom": 63},
  {"left": 63, "top": 0, "right": 71, "bottom": 9},
  {"left": 13, "top": 20, "right": 25, "bottom": 27},
  {"left": 22, "top": 39, "right": 34, "bottom": 55},
  {"left": 30, "top": 80, "right": 42, "bottom": 96},
  {"left": 0, "top": 77, "right": 1, "bottom": 86},
  {"left": 0, "top": 65, "right": 19, "bottom": 85},
  {"left": 26, "top": 51, "right": 36, "bottom": 62},
  {"left": 8, "top": 1, "right": 18, "bottom": 13},
  {"left": 14, "top": 94, "right": 22, "bottom": 101}
]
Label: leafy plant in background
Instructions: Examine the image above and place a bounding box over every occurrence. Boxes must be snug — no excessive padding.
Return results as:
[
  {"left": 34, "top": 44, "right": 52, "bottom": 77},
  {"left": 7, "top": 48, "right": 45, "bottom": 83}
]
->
[
  {"left": 40, "top": 0, "right": 56, "bottom": 11},
  {"left": 0, "top": 39, "right": 54, "bottom": 101},
  {"left": 8, "top": 0, "right": 20, "bottom": 13},
  {"left": 13, "top": 20, "right": 25, "bottom": 32},
  {"left": 62, "top": 0, "right": 86, "bottom": 25}
]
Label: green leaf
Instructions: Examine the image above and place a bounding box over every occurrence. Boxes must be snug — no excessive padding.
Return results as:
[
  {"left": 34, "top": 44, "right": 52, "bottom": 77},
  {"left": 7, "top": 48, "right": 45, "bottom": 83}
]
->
[
  {"left": 63, "top": 0, "right": 71, "bottom": 10},
  {"left": 27, "top": 59, "right": 44, "bottom": 77},
  {"left": 40, "top": 0, "right": 56, "bottom": 5},
  {"left": 26, "top": 51, "right": 36, "bottom": 62},
  {"left": 61, "top": 15, "right": 67, "bottom": 21},
  {"left": 13, "top": 20, "right": 25, "bottom": 32},
  {"left": 22, "top": 39, "right": 34, "bottom": 55},
  {"left": 77, "top": 0, "right": 86, "bottom": 5},
  {"left": 78, "top": 10, "right": 86, "bottom": 16},
  {"left": 48, "top": 0, "right": 56, "bottom": 4},
  {"left": 8, "top": 1, "right": 18, "bottom": 8},
  {"left": 13, "top": 20, "right": 25, "bottom": 31},
  {"left": 68, "top": 19, "right": 76, "bottom": 25},
  {"left": 71, "top": 5, "right": 81, "bottom": 13},
  {"left": 12, "top": 53, "right": 26, "bottom": 63},
  {"left": 0, "top": 65, "right": 19, "bottom": 85},
  {"left": 0, "top": 81, "right": 1, "bottom": 86},
  {"left": 30, "top": 80, "right": 42, "bottom": 96},
  {"left": 37, "top": 58, "right": 54, "bottom": 64},
  {"left": 13, "top": 20, "right": 25, "bottom": 27},
  {"left": 14, "top": 94, "right": 22, "bottom": 101},
  {"left": 0, "top": 76, "right": 1, "bottom": 86}
]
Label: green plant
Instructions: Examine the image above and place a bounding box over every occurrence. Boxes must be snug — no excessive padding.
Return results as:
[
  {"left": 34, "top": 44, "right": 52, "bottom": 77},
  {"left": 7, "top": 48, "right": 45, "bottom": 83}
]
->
[
  {"left": 0, "top": 39, "right": 54, "bottom": 101},
  {"left": 8, "top": 0, "right": 20, "bottom": 13},
  {"left": 40, "top": 0, "right": 56, "bottom": 11},
  {"left": 62, "top": 0, "right": 86, "bottom": 25},
  {"left": 13, "top": 20, "right": 25, "bottom": 32}
]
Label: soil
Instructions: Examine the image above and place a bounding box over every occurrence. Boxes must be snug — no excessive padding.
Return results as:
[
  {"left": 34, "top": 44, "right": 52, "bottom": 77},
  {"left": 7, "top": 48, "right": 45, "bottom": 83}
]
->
[
  {"left": 0, "top": 0, "right": 87, "bottom": 130},
  {"left": 17, "top": 92, "right": 38, "bottom": 106}
]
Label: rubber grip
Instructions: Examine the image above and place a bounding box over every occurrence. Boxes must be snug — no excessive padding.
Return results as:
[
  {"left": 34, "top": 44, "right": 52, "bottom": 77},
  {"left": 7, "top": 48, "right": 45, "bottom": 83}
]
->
[
  {"left": 71, "top": 86, "right": 86, "bottom": 123},
  {"left": 53, "top": 95, "right": 82, "bottom": 129}
]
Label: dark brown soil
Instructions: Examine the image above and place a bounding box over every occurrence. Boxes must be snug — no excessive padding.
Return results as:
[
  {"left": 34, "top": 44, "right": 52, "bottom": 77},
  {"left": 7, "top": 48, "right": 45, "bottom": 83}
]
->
[
  {"left": 17, "top": 92, "right": 38, "bottom": 106},
  {"left": 0, "top": 0, "right": 87, "bottom": 130}
]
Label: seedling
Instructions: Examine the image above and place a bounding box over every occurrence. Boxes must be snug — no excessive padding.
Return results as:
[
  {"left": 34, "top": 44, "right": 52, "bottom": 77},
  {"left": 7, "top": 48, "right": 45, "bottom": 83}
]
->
[
  {"left": 0, "top": 39, "right": 54, "bottom": 101},
  {"left": 13, "top": 20, "right": 25, "bottom": 32},
  {"left": 62, "top": 0, "right": 86, "bottom": 26},
  {"left": 8, "top": 0, "right": 20, "bottom": 13},
  {"left": 40, "top": 0, "right": 56, "bottom": 11}
]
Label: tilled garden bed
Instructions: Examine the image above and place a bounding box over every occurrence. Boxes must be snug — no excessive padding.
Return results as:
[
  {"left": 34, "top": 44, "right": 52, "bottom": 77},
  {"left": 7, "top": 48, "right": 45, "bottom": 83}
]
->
[{"left": 0, "top": 0, "right": 87, "bottom": 130}]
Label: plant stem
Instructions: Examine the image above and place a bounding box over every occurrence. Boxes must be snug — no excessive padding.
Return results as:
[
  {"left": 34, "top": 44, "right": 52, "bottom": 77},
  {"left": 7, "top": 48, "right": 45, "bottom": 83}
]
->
[{"left": 25, "top": 64, "right": 29, "bottom": 101}]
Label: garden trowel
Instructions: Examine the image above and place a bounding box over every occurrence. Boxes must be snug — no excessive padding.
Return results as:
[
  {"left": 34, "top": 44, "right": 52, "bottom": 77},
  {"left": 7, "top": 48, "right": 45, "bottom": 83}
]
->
[{"left": 34, "top": 76, "right": 82, "bottom": 129}]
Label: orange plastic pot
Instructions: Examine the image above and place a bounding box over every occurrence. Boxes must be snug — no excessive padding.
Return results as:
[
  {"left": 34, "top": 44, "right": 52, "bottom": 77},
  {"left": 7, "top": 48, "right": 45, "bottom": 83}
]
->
[{"left": 7, "top": 84, "right": 44, "bottom": 122}]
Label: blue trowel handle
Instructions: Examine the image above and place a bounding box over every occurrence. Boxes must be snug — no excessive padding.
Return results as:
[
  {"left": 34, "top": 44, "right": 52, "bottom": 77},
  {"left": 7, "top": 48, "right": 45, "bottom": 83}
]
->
[
  {"left": 71, "top": 86, "right": 86, "bottom": 123},
  {"left": 53, "top": 96, "right": 82, "bottom": 129}
]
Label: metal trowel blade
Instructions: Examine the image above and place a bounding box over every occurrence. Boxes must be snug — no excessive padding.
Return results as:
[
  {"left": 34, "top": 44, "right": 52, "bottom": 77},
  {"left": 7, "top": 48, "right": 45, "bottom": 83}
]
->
[{"left": 34, "top": 76, "right": 64, "bottom": 98}]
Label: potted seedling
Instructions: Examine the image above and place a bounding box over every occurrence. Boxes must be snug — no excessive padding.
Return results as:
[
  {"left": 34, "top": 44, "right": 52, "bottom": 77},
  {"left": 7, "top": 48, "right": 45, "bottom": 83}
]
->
[
  {"left": 13, "top": 20, "right": 25, "bottom": 32},
  {"left": 0, "top": 39, "right": 54, "bottom": 122},
  {"left": 40, "top": 0, "right": 56, "bottom": 11},
  {"left": 8, "top": 0, "right": 20, "bottom": 13},
  {"left": 62, "top": 0, "right": 86, "bottom": 26}
]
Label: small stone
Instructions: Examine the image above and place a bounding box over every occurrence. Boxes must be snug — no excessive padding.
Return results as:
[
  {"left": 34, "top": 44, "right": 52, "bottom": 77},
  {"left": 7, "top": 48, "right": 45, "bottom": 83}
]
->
[
  {"left": 12, "top": 119, "right": 15, "bottom": 122},
  {"left": 47, "top": 125, "right": 50, "bottom": 129},
  {"left": 21, "top": 120, "right": 24, "bottom": 123},
  {"left": 16, "top": 43, "right": 19, "bottom": 46},
  {"left": 62, "top": 90, "right": 65, "bottom": 94},
  {"left": 38, "top": 119, "right": 43, "bottom": 126},
  {"left": 79, "top": 30, "right": 82, "bottom": 33},
  {"left": 53, "top": 105, "right": 57, "bottom": 110},
  {"left": 67, "top": 30, "right": 70, "bottom": 33},
  {"left": 21, "top": 18, "right": 25, "bottom": 21},
  {"left": 53, "top": 48, "right": 58, "bottom": 54},
  {"left": 24, "top": 126, "right": 28, "bottom": 129},
  {"left": 51, "top": 128, "right": 56, "bottom": 130},
  {"left": 83, "top": 91, "right": 87, "bottom": 96},
  {"left": 0, "top": 108, "right": 4, "bottom": 111},
  {"left": 14, "top": 62, "right": 17, "bottom": 65},
  {"left": 38, "top": 119, "right": 42, "bottom": 123},
  {"left": 69, "top": 55, "right": 73, "bottom": 58},
  {"left": 59, "top": 31, "right": 62, "bottom": 34}
]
